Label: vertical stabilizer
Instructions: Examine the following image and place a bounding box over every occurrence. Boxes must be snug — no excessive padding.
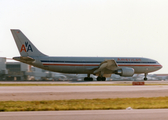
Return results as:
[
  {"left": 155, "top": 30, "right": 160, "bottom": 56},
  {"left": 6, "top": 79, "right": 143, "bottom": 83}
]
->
[{"left": 11, "top": 29, "right": 46, "bottom": 57}]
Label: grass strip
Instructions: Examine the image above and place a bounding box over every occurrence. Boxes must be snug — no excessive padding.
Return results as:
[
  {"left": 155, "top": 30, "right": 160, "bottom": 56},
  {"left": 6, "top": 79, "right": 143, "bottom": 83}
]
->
[{"left": 1, "top": 97, "right": 168, "bottom": 112}]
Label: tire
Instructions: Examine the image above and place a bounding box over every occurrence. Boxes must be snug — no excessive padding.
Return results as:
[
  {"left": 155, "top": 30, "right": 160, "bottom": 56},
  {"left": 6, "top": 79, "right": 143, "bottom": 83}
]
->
[{"left": 84, "top": 77, "right": 93, "bottom": 81}]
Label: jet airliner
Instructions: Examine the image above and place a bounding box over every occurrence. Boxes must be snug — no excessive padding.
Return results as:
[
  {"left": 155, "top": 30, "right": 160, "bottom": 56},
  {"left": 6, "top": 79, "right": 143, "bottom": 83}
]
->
[{"left": 11, "top": 29, "right": 162, "bottom": 81}]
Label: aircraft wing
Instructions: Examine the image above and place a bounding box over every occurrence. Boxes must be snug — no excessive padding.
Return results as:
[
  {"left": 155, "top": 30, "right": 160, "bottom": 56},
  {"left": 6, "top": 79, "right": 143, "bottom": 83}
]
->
[{"left": 93, "top": 59, "right": 119, "bottom": 76}]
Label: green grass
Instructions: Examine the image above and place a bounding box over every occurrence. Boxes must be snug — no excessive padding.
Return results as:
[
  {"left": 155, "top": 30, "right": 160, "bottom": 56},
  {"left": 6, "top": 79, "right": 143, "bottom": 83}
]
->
[{"left": 1, "top": 97, "right": 168, "bottom": 111}]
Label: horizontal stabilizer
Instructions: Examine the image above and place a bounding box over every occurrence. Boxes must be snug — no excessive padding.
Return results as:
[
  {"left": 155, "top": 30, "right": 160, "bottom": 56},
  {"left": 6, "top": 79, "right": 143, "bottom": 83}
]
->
[{"left": 13, "top": 56, "right": 35, "bottom": 63}]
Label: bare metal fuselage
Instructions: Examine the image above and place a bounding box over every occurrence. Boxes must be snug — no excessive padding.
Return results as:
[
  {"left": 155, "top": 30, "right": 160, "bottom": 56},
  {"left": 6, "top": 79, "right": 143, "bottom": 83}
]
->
[{"left": 19, "top": 56, "right": 162, "bottom": 75}]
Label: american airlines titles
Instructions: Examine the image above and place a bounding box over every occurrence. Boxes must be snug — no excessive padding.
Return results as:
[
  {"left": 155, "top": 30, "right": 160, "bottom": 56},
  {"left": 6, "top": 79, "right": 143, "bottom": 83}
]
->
[{"left": 117, "top": 58, "right": 141, "bottom": 61}]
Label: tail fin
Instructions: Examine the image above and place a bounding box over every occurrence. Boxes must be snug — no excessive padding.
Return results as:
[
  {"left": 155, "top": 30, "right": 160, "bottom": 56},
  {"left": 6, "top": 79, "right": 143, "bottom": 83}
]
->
[{"left": 11, "top": 29, "right": 46, "bottom": 57}]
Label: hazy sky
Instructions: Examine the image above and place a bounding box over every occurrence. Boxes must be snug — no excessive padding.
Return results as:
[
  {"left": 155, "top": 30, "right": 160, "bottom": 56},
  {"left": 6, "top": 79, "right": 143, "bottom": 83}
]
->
[{"left": 0, "top": 0, "right": 168, "bottom": 74}]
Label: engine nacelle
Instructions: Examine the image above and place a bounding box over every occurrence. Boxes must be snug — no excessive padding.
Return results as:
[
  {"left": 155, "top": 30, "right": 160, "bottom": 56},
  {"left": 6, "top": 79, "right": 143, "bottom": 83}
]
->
[{"left": 115, "top": 67, "right": 134, "bottom": 77}]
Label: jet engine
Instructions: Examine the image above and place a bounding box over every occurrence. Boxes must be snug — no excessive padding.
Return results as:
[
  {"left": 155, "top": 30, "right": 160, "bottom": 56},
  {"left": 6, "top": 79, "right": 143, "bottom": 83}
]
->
[{"left": 115, "top": 67, "right": 134, "bottom": 77}]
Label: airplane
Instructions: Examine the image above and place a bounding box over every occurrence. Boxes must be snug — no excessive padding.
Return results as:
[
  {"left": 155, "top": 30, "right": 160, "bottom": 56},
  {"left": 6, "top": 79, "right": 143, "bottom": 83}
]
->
[{"left": 11, "top": 29, "right": 162, "bottom": 81}]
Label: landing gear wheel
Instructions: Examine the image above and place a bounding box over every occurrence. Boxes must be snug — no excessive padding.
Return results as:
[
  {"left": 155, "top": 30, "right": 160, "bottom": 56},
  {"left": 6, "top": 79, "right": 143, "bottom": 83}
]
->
[
  {"left": 144, "top": 78, "right": 147, "bottom": 81},
  {"left": 84, "top": 77, "right": 93, "bottom": 81},
  {"left": 97, "top": 77, "right": 106, "bottom": 81},
  {"left": 97, "top": 77, "right": 102, "bottom": 81},
  {"left": 102, "top": 77, "right": 106, "bottom": 81}
]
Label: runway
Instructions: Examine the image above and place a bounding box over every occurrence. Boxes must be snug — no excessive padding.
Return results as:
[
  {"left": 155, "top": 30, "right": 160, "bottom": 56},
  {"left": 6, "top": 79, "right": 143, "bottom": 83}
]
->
[
  {"left": 0, "top": 85, "right": 168, "bottom": 101},
  {"left": 1, "top": 109, "right": 168, "bottom": 120},
  {"left": 1, "top": 81, "right": 168, "bottom": 119}
]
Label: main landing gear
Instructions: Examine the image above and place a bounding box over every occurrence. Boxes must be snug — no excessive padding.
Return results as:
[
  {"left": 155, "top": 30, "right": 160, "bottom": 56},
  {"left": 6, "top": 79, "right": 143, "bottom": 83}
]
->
[
  {"left": 144, "top": 73, "right": 148, "bottom": 81},
  {"left": 97, "top": 76, "right": 106, "bottom": 81},
  {"left": 83, "top": 74, "right": 106, "bottom": 81},
  {"left": 84, "top": 74, "right": 93, "bottom": 81},
  {"left": 84, "top": 77, "right": 93, "bottom": 81}
]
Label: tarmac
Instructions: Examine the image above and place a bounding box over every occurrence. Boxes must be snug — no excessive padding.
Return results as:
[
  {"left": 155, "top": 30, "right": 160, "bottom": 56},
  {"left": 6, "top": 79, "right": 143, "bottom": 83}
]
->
[
  {"left": 0, "top": 81, "right": 168, "bottom": 120},
  {"left": 1, "top": 109, "right": 168, "bottom": 120},
  {"left": 0, "top": 81, "right": 168, "bottom": 101}
]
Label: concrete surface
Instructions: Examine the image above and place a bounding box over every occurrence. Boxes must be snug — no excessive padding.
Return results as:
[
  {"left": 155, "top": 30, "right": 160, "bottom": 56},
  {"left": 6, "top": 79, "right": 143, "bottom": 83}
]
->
[{"left": 0, "top": 109, "right": 168, "bottom": 120}]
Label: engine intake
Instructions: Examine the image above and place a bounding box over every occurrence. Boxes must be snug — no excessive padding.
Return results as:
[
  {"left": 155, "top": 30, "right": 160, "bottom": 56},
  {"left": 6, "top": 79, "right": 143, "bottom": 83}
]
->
[{"left": 115, "top": 67, "right": 134, "bottom": 77}]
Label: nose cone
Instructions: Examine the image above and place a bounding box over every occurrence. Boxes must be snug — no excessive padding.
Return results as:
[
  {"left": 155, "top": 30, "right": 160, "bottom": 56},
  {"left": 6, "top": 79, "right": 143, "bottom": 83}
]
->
[{"left": 157, "top": 62, "right": 162, "bottom": 70}]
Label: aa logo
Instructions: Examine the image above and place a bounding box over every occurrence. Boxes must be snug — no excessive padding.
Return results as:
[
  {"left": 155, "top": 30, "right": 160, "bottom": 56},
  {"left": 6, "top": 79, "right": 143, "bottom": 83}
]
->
[{"left": 20, "top": 42, "right": 33, "bottom": 52}]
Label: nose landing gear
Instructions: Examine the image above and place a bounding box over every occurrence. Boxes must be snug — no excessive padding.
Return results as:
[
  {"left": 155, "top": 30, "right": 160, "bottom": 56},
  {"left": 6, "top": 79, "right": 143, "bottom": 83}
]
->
[{"left": 144, "top": 73, "right": 148, "bottom": 81}]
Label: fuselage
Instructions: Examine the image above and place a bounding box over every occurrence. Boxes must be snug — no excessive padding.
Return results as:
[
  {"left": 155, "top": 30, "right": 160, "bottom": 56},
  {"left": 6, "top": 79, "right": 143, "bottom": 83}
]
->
[
  {"left": 28, "top": 56, "right": 162, "bottom": 74},
  {"left": 11, "top": 29, "right": 163, "bottom": 80}
]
